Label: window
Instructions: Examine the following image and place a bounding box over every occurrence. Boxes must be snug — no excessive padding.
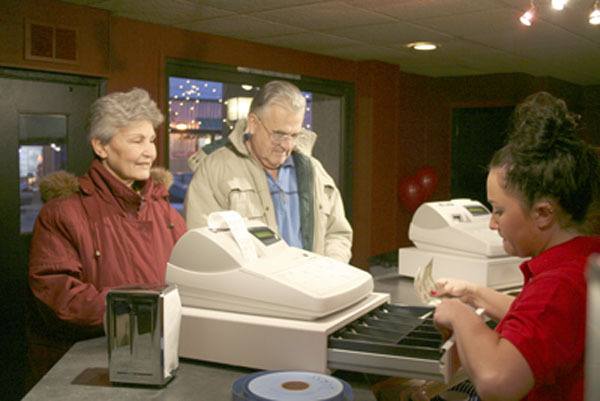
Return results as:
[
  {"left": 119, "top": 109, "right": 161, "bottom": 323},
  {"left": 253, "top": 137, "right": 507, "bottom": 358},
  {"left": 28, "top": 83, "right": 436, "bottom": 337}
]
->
[{"left": 18, "top": 114, "right": 68, "bottom": 233}]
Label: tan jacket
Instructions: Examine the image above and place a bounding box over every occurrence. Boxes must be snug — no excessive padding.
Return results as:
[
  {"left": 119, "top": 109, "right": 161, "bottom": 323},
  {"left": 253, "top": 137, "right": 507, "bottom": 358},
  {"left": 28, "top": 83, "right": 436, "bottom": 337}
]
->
[{"left": 185, "top": 119, "right": 352, "bottom": 262}]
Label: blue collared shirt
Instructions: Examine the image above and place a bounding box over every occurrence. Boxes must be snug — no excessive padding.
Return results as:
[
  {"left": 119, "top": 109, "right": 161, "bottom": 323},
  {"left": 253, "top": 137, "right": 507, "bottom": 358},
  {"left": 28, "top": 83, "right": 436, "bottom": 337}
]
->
[{"left": 266, "top": 156, "right": 303, "bottom": 249}]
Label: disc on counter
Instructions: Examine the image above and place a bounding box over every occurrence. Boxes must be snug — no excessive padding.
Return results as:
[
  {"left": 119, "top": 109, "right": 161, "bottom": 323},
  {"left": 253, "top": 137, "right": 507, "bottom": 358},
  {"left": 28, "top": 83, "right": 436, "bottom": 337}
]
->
[{"left": 232, "top": 370, "right": 353, "bottom": 401}]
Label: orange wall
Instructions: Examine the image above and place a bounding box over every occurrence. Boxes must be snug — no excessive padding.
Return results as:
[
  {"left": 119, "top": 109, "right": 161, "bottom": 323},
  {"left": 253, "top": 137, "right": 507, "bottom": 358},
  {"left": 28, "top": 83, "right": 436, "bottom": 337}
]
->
[{"left": 2, "top": 0, "right": 599, "bottom": 268}]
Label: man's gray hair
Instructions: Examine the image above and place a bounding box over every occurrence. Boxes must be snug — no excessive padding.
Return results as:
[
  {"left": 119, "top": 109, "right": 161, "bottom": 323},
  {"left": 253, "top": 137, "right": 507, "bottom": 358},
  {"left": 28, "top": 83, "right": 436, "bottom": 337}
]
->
[
  {"left": 249, "top": 80, "right": 306, "bottom": 117},
  {"left": 88, "top": 88, "right": 163, "bottom": 144}
]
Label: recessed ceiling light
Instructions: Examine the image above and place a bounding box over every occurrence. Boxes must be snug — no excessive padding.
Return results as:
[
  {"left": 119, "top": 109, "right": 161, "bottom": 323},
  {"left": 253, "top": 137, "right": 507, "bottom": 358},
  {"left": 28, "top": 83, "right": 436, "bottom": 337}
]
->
[{"left": 406, "top": 41, "right": 438, "bottom": 51}]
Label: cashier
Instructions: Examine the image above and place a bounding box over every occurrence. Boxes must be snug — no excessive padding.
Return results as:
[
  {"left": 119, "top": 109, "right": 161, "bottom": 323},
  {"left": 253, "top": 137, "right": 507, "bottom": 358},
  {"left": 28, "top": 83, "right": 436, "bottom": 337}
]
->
[
  {"left": 28, "top": 88, "right": 187, "bottom": 336},
  {"left": 432, "top": 92, "right": 600, "bottom": 401}
]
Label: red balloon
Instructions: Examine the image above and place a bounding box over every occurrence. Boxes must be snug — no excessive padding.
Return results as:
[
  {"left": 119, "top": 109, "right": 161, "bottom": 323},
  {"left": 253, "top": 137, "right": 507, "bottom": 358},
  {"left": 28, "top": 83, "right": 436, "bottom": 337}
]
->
[
  {"left": 415, "top": 166, "right": 438, "bottom": 200},
  {"left": 398, "top": 176, "right": 425, "bottom": 212}
]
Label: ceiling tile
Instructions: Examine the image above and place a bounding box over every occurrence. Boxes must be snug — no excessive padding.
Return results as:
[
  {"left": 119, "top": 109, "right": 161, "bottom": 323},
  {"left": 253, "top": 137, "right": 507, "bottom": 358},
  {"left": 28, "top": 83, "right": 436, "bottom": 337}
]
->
[
  {"left": 346, "top": 0, "right": 502, "bottom": 21},
  {"left": 414, "top": 40, "right": 524, "bottom": 67},
  {"left": 325, "top": 21, "right": 454, "bottom": 45},
  {"left": 472, "top": 20, "right": 599, "bottom": 57},
  {"left": 253, "top": 1, "right": 396, "bottom": 31},
  {"left": 415, "top": 8, "right": 523, "bottom": 38},
  {"left": 253, "top": 31, "right": 364, "bottom": 51},
  {"left": 176, "top": 15, "right": 304, "bottom": 39},
  {"left": 312, "top": 44, "right": 411, "bottom": 61},
  {"left": 535, "top": 5, "right": 600, "bottom": 45},
  {"left": 87, "top": 0, "right": 232, "bottom": 25}
]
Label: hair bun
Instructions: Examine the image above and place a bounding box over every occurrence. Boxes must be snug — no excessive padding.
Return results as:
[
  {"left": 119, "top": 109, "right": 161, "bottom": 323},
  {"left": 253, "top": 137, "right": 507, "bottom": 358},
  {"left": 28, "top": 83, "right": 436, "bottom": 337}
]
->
[{"left": 508, "top": 91, "right": 579, "bottom": 153}]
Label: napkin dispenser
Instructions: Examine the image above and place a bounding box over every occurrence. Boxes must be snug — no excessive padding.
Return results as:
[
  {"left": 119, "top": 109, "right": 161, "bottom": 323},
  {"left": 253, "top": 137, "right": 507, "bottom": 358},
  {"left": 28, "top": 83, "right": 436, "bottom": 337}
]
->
[{"left": 106, "top": 284, "right": 182, "bottom": 386}]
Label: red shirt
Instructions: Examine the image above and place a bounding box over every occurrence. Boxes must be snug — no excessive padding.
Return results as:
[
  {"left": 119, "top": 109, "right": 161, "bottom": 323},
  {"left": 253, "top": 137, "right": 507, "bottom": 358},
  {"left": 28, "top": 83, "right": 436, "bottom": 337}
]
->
[
  {"left": 496, "top": 236, "right": 600, "bottom": 401},
  {"left": 29, "top": 160, "right": 187, "bottom": 328}
]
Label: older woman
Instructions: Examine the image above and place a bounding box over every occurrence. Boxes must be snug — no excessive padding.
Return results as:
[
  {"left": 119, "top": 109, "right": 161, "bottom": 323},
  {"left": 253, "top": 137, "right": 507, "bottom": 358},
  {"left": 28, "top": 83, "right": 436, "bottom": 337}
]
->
[{"left": 28, "top": 88, "right": 186, "bottom": 334}]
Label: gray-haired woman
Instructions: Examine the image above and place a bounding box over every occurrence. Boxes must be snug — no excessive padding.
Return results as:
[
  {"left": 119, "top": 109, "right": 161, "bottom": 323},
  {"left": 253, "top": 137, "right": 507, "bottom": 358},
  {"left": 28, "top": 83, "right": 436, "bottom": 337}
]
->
[{"left": 28, "top": 88, "right": 186, "bottom": 336}]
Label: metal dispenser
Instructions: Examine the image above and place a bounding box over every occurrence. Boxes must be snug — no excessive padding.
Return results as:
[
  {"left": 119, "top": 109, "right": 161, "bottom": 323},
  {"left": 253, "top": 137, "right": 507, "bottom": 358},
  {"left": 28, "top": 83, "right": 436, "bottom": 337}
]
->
[{"left": 106, "top": 284, "right": 181, "bottom": 386}]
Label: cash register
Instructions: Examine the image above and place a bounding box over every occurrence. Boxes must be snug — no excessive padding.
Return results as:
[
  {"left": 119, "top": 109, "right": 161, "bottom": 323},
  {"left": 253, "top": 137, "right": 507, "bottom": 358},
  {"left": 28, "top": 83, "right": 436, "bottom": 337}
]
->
[
  {"left": 167, "top": 211, "right": 464, "bottom": 383},
  {"left": 399, "top": 199, "right": 523, "bottom": 289}
]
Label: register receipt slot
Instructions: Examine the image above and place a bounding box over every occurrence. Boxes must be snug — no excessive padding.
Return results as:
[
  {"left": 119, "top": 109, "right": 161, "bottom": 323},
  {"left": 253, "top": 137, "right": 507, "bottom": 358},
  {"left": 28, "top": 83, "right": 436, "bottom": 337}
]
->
[
  {"left": 166, "top": 217, "right": 373, "bottom": 321},
  {"left": 400, "top": 199, "right": 523, "bottom": 289}
]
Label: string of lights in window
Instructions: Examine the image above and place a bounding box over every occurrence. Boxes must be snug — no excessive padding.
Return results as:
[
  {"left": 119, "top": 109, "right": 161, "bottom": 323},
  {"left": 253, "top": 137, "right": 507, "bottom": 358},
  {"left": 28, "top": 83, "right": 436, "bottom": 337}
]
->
[{"left": 519, "top": 0, "right": 600, "bottom": 26}]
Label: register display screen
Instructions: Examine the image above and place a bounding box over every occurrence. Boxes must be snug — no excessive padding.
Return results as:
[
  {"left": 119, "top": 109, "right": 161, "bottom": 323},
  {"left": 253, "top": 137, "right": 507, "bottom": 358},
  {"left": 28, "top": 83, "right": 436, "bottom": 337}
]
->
[
  {"left": 248, "top": 226, "right": 280, "bottom": 245},
  {"left": 465, "top": 205, "right": 489, "bottom": 216}
]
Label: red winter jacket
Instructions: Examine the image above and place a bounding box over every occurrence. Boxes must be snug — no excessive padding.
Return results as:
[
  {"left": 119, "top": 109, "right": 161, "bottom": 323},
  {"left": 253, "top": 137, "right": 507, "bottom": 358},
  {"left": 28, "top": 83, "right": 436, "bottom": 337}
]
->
[{"left": 28, "top": 159, "right": 187, "bottom": 329}]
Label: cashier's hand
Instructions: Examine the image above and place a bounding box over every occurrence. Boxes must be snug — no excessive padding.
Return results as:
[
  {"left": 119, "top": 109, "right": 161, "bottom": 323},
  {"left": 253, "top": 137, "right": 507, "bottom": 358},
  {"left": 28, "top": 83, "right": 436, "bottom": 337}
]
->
[
  {"left": 432, "top": 278, "right": 478, "bottom": 306},
  {"left": 433, "top": 298, "right": 472, "bottom": 339},
  {"left": 397, "top": 379, "right": 448, "bottom": 401},
  {"left": 399, "top": 383, "right": 430, "bottom": 401}
]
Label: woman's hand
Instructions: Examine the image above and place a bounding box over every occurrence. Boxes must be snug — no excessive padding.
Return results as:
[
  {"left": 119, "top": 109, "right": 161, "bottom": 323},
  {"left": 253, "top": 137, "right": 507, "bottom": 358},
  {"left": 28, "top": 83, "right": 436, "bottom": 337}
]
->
[
  {"left": 433, "top": 298, "right": 473, "bottom": 339},
  {"left": 433, "top": 278, "right": 478, "bottom": 306}
]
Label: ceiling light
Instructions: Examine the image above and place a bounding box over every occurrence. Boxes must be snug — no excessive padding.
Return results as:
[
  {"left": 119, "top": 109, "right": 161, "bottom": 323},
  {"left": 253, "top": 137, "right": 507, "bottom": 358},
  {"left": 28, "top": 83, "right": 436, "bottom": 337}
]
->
[
  {"left": 551, "top": 0, "right": 568, "bottom": 11},
  {"left": 591, "top": 1, "right": 600, "bottom": 25},
  {"left": 519, "top": 2, "right": 536, "bottom": 26},
  {"left": 241, "top": 84, "right": 253, "bottom": 91},
  {"left": 406, "top": 41, "right": 438, "bottom": 51}
]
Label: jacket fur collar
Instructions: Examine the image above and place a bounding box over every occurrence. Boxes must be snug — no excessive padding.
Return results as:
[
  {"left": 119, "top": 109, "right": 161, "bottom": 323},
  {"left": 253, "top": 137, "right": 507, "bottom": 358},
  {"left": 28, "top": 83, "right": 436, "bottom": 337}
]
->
[{"left": 39, "top": 165, "right": 174, "bottom": 203}]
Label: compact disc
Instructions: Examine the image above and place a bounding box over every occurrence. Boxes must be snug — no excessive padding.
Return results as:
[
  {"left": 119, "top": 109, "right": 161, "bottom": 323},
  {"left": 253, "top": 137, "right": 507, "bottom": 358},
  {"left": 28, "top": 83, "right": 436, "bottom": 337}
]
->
[{"left": 232, "top": 370, "right": 353, "bottom": 401}]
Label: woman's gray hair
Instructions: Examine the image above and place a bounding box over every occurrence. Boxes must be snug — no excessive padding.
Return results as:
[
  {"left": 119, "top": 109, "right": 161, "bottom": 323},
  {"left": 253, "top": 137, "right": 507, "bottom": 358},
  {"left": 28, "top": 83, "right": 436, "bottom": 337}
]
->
[
  {"left": 88, "top": 88, "right": 163, "bottom": 144},
  {"left": 249, "top": 80, "right": 306, "bottom": 117}
]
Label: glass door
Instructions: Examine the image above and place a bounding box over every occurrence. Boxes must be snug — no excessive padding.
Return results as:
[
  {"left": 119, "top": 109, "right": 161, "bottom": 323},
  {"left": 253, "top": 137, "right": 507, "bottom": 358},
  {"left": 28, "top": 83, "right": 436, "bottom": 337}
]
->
[
  {"left": 165, "top": 60, "right": 354, "bottom": 218},
  {"left": 0, "top": 68, "right": 104, "bottom": 399}
]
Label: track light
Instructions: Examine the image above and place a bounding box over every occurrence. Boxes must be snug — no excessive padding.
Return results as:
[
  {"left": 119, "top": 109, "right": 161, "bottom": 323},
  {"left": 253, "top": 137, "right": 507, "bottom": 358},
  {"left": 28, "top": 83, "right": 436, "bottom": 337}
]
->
[
  {"left": 519, "top": 2, "right": 535, "bottom": 26},
  {"left": 551, "top": 0, "right": 568, "bottom": 11},
  {"left": 591, "top": 1, "right": 600, "bottom": 25},
  {"left": 520, "top": 0, "right": 600, "bottom": 27}
]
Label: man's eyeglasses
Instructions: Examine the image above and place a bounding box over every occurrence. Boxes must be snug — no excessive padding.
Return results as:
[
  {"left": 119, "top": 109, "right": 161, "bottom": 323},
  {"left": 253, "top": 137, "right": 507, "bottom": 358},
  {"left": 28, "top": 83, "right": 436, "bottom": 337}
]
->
[{"left": 254, "top": 114, "right": 300, "bottom": 144}]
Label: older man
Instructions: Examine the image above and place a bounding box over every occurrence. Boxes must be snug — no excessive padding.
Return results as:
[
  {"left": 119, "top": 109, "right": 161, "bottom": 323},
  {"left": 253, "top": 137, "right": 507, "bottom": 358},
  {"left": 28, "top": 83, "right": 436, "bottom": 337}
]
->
[{"left": 184, "top": 80, "right": 352, "bottom": 262}]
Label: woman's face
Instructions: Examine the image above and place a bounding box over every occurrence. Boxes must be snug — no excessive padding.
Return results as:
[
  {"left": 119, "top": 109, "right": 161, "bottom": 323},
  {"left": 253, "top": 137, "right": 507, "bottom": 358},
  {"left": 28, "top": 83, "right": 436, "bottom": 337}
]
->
[
  {"left": 93, "top": 120, "right": 157, "bottom": 187},
  {"left": 487, "top": 167, "right": 539, "bottom": 257}
]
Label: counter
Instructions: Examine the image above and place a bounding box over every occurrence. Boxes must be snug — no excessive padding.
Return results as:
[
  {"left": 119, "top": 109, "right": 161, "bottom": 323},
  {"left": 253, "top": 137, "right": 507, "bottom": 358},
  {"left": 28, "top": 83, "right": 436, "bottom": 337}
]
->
[
  {"left": 23, "top": 336, "right": 379, "bottom": 401},
  {"left": 24, "top": 272, "right": 415, "bottom": 401}
]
